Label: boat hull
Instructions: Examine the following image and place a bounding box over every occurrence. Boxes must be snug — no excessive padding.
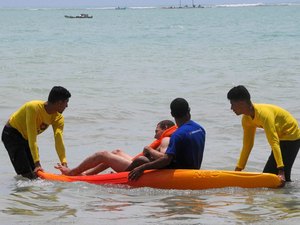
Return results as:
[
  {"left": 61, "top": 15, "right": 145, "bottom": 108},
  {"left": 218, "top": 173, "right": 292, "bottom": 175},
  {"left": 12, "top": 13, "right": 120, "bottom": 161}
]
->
[
  {"left": 64, "top": 15, "right": 93, "bottom": 19},
  {"left": 37, "top": 169, "right": 281, "bottom": 190}
]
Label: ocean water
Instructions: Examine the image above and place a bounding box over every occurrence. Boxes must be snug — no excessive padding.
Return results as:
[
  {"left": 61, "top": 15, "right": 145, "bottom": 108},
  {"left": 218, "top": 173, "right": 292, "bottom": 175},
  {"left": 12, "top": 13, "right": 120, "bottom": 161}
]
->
[{"left": 0, "top": 4, "right": 300, "bottom": 225}]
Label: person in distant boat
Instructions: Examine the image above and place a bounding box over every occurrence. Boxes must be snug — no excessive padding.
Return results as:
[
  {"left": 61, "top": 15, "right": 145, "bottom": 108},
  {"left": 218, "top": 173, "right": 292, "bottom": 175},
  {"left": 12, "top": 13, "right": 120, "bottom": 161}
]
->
[
  {"left": 129, "top": 98, "right": 206, "bottom": 181},
  {"left": 227, "top": 85, "right": 300, "bottom": 184},
  {"left": 2, "top": 86, "right": 71, "bottom": 179},
  {"left": 55, "top": 120, "right": 176, "bottom": 176}
]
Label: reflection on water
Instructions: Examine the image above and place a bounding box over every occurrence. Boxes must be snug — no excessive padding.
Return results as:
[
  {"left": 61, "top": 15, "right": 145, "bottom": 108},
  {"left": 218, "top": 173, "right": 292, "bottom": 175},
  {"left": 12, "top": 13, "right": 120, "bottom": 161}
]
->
[
  {"left": 1, "top": 178, "right": 300, "bottom": 224},
  {"left": 85, "top": 197, "right": 132, "bottom": 212},
  {"left": 2, "top": 179, "right": 77, "bottom": 221},
  {"left": 154, "top": 195, "right": 206, "bottom": 224}
]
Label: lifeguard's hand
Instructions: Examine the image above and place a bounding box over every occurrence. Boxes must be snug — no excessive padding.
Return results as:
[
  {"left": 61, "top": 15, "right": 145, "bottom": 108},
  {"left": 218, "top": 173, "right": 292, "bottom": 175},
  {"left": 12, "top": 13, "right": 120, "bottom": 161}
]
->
[
  {"left": 278, "top": 169, "right": 286, "bottom": 187},
  {"left": 34, "top": 166, "right": 44, "bottom": 173},
  {"left": 128, "top": 167, "right": 144, "bottom": 181},
  {"left": 34, "top": 161, "right": 43, "bottom": 173},
  {"left": 235, "top": 167, "right": 242, "bottom": 171}
]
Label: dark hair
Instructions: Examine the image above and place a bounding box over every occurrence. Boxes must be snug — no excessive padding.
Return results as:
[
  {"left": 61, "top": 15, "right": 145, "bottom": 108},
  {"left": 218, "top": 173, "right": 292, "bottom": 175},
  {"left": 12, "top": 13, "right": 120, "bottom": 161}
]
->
[
  {"left": 170, "top": 98, "right": 190, "bottom": 118},
  {"left": 227, "top": 85, "right": 251, "bottom": 103},
  {"left": 158, "top": 120, "right": 175, "bottom": 130},
  {"left": 48, "top": 86, "right": 71, "bottom": 103}
]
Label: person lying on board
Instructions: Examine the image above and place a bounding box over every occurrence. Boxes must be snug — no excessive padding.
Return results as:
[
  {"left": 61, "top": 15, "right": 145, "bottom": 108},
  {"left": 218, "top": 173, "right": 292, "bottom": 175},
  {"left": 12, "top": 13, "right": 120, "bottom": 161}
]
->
[
  {"left": 54, "top": 120, "right": 176, "bottom": 176},
  {"left": 129, "top": 98, "right": 206, "bottom": 181},
  {"left": 2, "top": 86, "right": 71, "bottom": 179},
  {"left": 227, "top": 85, "right": 300, "bottom": 184}
]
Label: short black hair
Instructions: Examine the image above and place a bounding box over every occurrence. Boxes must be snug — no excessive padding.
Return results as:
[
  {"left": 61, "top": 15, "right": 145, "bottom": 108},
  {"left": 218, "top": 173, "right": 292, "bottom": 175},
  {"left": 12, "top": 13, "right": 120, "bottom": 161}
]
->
[
  {"left": 48, "top": 86, "right": 71, "bottom": 103},
  {"left": 170, "top": 98, "right": 190, "bottom": 118},
  {"left": 227, "top": 85, "right": 251, "bottom": 103}
]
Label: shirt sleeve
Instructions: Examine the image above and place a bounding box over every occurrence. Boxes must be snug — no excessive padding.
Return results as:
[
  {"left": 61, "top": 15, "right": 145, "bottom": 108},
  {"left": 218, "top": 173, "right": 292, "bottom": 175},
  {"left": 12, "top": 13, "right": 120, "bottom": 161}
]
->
[
  {"left": 52, "top": 115, "right": 67, "bottom": 164},
  {"left": 236, "top": 117, "right": 256, "bottom": 169},
  {"left": 26, "top": 104, "right": 40, "bottom": 163},
  {"left": 262, "top": 116, "right": 284, "bottom": 168}
]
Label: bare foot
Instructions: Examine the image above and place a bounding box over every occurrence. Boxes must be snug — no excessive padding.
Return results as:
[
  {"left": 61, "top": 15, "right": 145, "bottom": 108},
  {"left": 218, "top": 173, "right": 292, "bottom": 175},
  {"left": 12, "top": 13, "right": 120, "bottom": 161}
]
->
[{"left": 55, "top": 163, "right": 72, "bottom": 175}]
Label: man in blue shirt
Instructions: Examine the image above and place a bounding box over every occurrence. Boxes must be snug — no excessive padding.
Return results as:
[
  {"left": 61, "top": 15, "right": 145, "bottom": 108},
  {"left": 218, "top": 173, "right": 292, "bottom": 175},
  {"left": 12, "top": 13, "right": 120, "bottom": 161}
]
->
[{"left": 129, "top": 98, "right": 206, "bottom": 181}]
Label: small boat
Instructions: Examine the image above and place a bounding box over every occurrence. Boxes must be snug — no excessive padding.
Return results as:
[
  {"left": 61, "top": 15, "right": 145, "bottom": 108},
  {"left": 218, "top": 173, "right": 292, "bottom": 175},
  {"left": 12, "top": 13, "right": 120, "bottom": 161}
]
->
[
  {"left": 64, "top": 14, "right": 93, "bottom": 19},
  {"left": 115, "top": 6, "right": 126, "bottom": 10},
  {"left": 37, "top": 169, "right": 282, "bottom": 190}
]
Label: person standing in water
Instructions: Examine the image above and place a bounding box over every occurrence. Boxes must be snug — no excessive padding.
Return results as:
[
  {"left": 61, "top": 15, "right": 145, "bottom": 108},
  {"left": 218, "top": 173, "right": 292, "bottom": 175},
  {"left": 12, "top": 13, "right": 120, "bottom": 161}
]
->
[
  {"left": 2, "top": 86, "right": 71, "bottom": 179},
  {"left": 227, "top": 85, "right": 300, "bottom": 184}
]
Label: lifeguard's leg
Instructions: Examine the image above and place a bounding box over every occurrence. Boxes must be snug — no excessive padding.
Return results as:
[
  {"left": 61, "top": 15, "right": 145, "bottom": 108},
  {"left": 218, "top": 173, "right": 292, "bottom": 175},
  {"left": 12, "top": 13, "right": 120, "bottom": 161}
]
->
[
  {"left": 279, "top": 140, "right": 300, "bottom": 182},
  {"left": 263, "top": 139, "right": 300, "bottom": 182},
  {"left": 2, "top": 126, "right": 36, "bottom": 179},
  {"left": 263, "top": 152, "right": 277, "bottom": 175}
]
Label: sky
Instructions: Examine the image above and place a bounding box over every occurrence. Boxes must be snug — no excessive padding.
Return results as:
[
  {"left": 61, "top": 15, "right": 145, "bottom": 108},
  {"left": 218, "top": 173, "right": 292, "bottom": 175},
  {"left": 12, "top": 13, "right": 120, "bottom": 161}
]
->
[{"left": 0, "top": 0, "right": 299, "bottom": 8}]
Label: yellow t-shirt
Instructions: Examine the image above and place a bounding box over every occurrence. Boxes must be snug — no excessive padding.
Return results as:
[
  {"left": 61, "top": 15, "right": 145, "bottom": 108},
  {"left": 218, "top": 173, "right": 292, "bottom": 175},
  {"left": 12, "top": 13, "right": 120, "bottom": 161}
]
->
[
  {"left": 237, "top": 103, "right": 300, "bottom": 169},
  {"left": 9, "top": 100, "right": 67, "bottom": 164}
]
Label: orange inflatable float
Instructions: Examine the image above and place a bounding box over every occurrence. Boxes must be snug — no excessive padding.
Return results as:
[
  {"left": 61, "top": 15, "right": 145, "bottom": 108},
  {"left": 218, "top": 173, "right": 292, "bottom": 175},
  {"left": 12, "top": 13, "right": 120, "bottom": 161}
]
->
[
  {"left": 38, "top": 126, "right": 281, "bottom": 189},
  {"left": 37, "top": 169, "right": 281, "bottom": 190}
]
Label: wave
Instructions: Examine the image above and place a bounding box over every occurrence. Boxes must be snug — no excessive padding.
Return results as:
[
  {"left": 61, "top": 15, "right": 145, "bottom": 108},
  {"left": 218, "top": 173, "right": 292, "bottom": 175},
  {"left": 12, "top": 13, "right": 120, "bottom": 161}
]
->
[
  {"left": 215, "top": 2, "right": 300, "bottom": 8},
  {"left": 2, "top": 3, "right": 300, "bottom": 11},
  {"left": 216, "top": 3, "right": 265, "bottom": 7},
  {"left": 128, "top": 6, "right": 157, "bottom": 9},
  {"left": 21, "top": 6, "right": 158, "bottom": 11}
]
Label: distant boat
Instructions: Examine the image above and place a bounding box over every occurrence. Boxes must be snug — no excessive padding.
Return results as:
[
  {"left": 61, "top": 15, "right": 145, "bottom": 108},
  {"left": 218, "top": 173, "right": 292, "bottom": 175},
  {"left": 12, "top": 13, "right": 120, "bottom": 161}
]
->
[
  {"left": 64, "top": 14, "right": 93, "bottom": 19},
  {"left": 115, "top": 6, "right": 126, "bottom": 10},
  {"left": 162, "top": 5, "right": 204, "bottom": 9},
  {"left": 163, "top": 0, "right": 204, "bottom": 9}
]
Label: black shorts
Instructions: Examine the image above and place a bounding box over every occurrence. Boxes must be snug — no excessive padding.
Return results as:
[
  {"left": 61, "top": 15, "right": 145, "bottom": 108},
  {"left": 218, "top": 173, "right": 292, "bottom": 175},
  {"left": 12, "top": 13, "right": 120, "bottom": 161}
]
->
[
  {"left": 263, "top": 139, "right": 300, "bottom": 182},
  {"left": 2, "top": 125, "right": 36, "bottom": 178}
]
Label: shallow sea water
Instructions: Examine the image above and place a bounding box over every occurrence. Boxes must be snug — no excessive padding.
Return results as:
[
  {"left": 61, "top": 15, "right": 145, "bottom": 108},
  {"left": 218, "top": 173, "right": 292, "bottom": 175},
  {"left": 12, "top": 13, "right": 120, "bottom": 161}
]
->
[{"left": 0, "top": 5, "right": 300, "bottom": 224}]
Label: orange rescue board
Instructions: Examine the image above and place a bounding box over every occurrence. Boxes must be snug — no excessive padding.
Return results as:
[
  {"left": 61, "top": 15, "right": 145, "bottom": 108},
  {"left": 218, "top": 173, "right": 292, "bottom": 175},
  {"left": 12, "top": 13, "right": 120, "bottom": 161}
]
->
[{"left": 37, "top": 169, "right": 281, "bottom": 190}]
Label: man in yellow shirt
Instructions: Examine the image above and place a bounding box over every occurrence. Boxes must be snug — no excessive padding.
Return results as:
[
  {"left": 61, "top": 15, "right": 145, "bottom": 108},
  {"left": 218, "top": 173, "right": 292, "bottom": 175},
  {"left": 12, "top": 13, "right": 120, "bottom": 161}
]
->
[
  {"left": 2, "top": 86, "right": 71, "bottom": 179},
  {"left": 227, "top": 85, "right": 300, "bottom": 183}
]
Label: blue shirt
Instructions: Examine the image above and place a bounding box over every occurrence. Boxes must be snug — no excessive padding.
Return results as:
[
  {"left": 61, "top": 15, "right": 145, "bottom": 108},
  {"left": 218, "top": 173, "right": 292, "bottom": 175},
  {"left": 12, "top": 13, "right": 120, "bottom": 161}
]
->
[{"left": 165, "top": 120, "right": 206, "bottom": 169}]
